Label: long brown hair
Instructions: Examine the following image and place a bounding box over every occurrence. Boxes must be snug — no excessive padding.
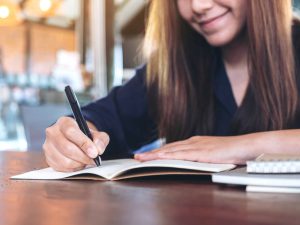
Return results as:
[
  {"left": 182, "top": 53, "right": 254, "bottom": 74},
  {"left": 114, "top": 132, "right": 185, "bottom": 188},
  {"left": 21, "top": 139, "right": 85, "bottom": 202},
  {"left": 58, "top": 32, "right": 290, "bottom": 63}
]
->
[{"left": 144, "top": 0, "right": 299, "bottom": 142}]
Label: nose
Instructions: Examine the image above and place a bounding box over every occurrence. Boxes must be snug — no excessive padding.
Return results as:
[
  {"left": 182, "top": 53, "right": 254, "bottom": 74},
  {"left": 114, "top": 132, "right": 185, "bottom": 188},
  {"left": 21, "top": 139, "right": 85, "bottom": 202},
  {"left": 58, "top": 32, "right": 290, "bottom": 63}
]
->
[{"left": 191, "top": 0, "right": 214, "bottom": 15}]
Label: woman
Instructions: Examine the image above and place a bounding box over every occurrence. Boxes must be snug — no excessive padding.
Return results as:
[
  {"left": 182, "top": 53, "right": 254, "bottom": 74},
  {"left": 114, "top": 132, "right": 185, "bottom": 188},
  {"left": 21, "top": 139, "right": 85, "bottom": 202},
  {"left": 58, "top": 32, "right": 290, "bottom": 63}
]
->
[{"left": 44, "top": 0, "right": 300, "bottom": 172}]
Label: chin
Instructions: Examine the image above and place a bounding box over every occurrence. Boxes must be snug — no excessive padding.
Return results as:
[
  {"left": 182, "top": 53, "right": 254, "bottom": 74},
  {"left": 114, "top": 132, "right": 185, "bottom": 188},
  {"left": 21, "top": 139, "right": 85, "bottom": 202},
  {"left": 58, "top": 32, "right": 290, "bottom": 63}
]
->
[
  {"left": 202, "top": 30, "right": 237, "bottom": 47},
  {"left": 206, "top": 38, "right": 231, "bottom": 47}
]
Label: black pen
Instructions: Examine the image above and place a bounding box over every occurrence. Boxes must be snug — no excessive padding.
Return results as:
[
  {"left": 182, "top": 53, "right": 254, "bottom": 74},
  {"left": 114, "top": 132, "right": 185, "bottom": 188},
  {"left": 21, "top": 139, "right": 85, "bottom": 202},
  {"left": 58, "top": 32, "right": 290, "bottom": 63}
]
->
[{"left": 64, "top": 85, "right": 101, "bottom": 166}]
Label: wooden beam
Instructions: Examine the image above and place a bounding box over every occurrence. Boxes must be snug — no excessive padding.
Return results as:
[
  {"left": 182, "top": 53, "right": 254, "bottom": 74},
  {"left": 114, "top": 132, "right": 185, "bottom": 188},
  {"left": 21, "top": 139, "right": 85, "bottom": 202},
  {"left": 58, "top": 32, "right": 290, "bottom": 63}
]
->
[{"left": 115, "top": 0, "right": 147, "bottom": 32}]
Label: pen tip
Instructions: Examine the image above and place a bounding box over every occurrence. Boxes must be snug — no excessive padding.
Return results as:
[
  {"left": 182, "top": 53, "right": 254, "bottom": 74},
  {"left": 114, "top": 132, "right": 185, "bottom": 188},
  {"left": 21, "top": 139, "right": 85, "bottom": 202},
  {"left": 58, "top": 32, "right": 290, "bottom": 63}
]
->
[{"left": 95, "top": 156, "right": 101, "bottom": 167}]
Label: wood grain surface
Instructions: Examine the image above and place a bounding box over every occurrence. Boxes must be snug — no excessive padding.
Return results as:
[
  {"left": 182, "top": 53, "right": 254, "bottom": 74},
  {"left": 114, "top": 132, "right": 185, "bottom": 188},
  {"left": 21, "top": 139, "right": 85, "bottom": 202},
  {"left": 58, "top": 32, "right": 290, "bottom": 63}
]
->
[{"left": 1, "top": 152, "right": 299, "bottom": 225}]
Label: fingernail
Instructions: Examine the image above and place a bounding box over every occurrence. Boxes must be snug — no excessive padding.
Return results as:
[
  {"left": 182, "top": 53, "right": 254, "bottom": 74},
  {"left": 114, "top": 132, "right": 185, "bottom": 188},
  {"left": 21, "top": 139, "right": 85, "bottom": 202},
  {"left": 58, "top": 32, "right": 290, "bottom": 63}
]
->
[{"left": 87, "top": 147, "right": 98, "bottom": 158}]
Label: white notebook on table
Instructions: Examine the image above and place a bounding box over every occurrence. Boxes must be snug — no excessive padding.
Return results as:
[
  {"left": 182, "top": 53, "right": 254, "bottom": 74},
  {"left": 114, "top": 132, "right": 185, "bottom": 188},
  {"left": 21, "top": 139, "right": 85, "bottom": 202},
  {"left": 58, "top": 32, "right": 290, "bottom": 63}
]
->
[
  {"left": 212, "top": 167, "right": 300, "bottom": 187},
  {"left": 246, "top": 185, "right": 300, "bottom": 194},
  {"left": 11, "top": 159, "right": 236, "bottom": 181}
]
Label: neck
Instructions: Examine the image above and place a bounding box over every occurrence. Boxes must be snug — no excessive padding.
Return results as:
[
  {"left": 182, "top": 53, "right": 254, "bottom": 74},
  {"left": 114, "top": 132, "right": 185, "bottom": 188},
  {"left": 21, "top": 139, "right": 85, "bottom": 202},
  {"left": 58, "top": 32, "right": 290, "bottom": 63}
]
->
[
  {"left": 221, "top": 33, "right": 248, "bottom": 68},
  {"left": 220, "top": 32, "right": 249, "bottom": 107}
]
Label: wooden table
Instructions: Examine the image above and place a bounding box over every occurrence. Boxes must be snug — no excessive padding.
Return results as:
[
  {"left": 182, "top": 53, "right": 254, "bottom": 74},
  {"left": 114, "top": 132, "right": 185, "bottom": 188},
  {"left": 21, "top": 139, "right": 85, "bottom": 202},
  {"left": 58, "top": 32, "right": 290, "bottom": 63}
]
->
[{"left": 1, "top": 152, "right": 300, "bottom": 225}]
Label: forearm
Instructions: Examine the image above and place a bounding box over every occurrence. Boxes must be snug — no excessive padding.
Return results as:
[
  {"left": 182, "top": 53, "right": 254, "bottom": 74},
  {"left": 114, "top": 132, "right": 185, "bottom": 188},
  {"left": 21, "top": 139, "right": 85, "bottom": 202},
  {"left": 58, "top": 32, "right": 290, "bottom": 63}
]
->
[{"left": 245, "top": 129, "right": 300, "bottom": 156}]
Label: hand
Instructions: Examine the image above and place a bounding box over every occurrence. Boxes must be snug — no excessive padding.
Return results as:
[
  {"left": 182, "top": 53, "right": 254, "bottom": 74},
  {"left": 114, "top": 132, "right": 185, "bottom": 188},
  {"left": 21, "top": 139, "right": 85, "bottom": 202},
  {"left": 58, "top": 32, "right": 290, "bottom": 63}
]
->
[
  {"left": 43, "top": 117, "right": 110, "bottom": 172},
  {"left": 134, "top": 135, "right": 257, "bottom": 165}
]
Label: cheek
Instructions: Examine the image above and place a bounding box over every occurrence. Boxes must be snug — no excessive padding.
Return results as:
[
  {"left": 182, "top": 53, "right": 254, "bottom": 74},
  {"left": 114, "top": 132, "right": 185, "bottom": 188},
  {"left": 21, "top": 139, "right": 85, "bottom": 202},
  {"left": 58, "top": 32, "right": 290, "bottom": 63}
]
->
[
  {"left": 177, "top": 0, "right": 193, "bottom": 22},
  {"left": 236, "top": 1, "right": 247, "bottom": 22},
  {"left": 230, "top": 0, "right": 247, "bottom": 27}
]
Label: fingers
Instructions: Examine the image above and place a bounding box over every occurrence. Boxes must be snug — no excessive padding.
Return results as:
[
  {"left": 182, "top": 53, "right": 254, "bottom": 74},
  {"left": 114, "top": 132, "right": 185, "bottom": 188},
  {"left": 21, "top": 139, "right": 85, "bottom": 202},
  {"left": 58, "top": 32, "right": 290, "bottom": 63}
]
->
[
  {"left": 156, "top": 150, "right": 200, "bottom": 161},
  {"left": 134, "top": 150, "right": 161, "bottom": 161},
  {"left": 135, "top": 147, "right": 206, "bottom": 163},
  {"left": 135, "top": 136, "right": 206, "bottom": 161},
  {"left": 155, "top": 137, "right": 199, "bottom": 150},
  {"left": 62, "top": 125, "right": 98, "bottom": 158},
  {"left": 91, "top": 130, "right": 110, "bottom": 155},
  {"left": 50, "top": 130, "right": 93, "bottom": 165},
  {"left": 44, "top": 116, "right": 110, "bottom": 172},
  {"left": 135, "top": 136, "right": 245, "bottom": 164},
  {"left": 44, "top": 140, "right": 87, "bottom": 172},
  {"left": 60, "top": 120, "right": 109, "bottom": 158},
  {"left": 135, "top": 142, "right": 193, "bottom": 161}
]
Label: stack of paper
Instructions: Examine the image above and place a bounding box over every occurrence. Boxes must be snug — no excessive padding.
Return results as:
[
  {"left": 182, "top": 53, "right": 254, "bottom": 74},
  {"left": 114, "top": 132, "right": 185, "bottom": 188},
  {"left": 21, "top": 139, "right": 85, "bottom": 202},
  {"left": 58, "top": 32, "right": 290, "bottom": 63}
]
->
[
  {"left": 212, "top": 154, "right": 300, "bottom": 193},
  {"left": 246, "top": 154, "right": 300, "bottom": 173}
]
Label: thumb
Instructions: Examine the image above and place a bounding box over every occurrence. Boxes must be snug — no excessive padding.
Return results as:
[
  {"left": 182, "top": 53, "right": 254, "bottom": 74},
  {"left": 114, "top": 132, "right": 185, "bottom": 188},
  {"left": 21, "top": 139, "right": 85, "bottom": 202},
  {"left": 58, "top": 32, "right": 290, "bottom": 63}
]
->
[{"left": 91, "top": 130, "right": 110, "bottom": 155}]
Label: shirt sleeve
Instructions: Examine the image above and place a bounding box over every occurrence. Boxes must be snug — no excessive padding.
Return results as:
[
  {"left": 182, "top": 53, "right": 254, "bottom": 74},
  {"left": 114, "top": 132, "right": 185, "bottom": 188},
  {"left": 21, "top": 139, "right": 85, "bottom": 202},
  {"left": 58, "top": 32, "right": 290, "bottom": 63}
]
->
[{"left": 81, "top": 65, "right": 158, "bottom": 160}]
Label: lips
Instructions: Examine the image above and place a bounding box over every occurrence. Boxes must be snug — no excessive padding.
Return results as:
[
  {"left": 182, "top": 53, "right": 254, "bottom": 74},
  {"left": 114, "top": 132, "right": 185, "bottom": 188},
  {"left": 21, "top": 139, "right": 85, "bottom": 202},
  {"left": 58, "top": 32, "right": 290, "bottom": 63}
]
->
[{"left": 199, "top": 10, "right": 229, "bottom": 26}]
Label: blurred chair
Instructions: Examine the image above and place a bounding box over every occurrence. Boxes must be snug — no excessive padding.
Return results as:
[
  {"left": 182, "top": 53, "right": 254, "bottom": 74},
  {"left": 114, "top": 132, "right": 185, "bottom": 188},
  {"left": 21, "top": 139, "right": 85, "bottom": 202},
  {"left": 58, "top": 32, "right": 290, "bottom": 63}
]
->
[{"left": 19, "top": 104, "right": 70, "bottom": 151}]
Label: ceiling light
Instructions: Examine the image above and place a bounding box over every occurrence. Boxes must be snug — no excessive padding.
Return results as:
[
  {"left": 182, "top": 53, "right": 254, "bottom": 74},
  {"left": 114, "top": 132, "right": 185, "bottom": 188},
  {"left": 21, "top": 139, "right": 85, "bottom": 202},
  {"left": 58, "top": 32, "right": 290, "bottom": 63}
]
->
[
  {"left": 39, "top": 0, "right": 52, "bottom": 12},
  {"left": 24, "top": 0, "right": 63, "bottom": 18},
  {"left": 0, "top": 0, "right": 22, "bottom": 26},
  {"left": 0, "top": 6, "right": 10, "bottom": 19}
]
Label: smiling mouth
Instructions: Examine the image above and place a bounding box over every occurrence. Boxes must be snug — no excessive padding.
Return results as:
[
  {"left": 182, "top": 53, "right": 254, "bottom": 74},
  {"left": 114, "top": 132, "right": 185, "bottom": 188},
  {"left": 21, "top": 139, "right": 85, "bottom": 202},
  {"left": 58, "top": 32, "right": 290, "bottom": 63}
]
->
[{"left": 199, "top": 10, "right": 229, "bottom": 26}]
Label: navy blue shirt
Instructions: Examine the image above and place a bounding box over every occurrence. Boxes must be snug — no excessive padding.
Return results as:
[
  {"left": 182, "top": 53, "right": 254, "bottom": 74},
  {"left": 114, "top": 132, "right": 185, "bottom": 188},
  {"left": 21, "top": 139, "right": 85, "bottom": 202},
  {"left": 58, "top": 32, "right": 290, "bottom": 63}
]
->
[
  {"left": 82, "top": 25, "right": 300, "bottom": 160},
  {"left": 81, "top": 60, "right": 242, "bottom": 159},
  {"left": 82, "top": 65, "right": 158, "bottom": 159}
]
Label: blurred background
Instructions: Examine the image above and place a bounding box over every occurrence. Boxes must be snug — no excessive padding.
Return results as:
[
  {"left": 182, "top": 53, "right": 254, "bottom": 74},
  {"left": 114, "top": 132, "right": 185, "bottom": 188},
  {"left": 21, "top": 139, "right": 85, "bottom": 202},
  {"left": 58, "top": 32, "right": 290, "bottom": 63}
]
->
[
  {"left": 0, "top": 0, "right": 148, "bottom": 151},
  {"left": 0, "top": 0, "right": 299, "bottom": 152}
]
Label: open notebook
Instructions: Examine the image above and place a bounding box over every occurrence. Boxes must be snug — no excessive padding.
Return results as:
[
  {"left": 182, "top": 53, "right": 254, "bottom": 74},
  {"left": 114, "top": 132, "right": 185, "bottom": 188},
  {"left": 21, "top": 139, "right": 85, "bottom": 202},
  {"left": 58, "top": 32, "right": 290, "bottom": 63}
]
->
[{"left": 11, "top": 159, "right": 236, "bottom": 181}]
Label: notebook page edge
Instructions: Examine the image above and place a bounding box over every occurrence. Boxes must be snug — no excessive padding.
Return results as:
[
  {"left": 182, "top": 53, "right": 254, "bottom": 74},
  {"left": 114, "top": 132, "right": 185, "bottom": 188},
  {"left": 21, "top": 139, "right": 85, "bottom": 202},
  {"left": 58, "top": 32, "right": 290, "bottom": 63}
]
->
[
  {"left": 10, "top": 159, "right": 140, "bottom": 180},
  {"left": 108, "top": 159, "right": 236, "bottom": 179}
]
